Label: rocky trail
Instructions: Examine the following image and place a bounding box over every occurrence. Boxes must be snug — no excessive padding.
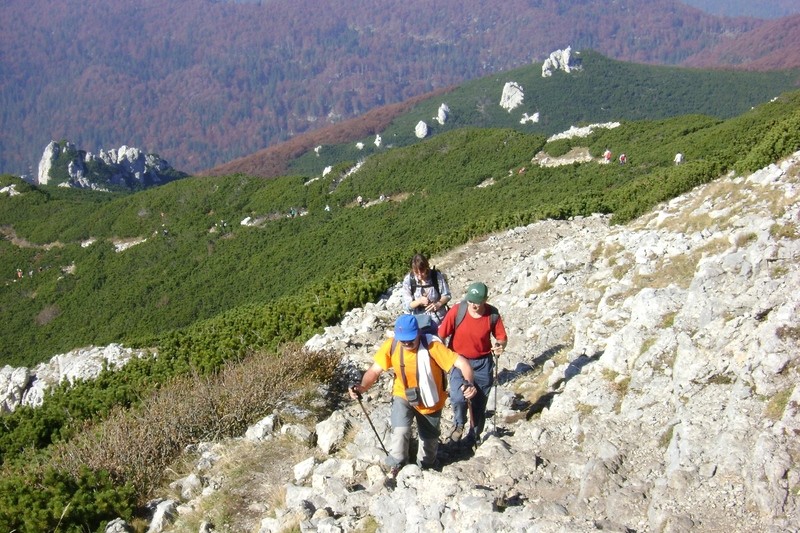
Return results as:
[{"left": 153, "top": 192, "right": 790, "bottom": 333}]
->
[{"left": 147, "top": 152, "right": 800, "bottom": 533}]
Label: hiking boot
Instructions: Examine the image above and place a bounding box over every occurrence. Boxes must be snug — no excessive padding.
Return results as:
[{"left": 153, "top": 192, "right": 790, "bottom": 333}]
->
[
  {"left": 464, "top": 429, "right": 478, "bottom": 448},
  {"left": 448, "top": 425, "right": 464, "bottom": 443},
  {"left": 418, "top": 458, "right": 440, "bottom": 471}
]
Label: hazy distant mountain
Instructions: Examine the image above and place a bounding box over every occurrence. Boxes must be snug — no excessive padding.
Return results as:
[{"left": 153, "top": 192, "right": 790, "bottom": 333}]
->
[
  {"left": 1, "top": 0, "right": 797, "bottom": 178},
  {"left": 680, "top": 0, "right": 800, "bottom": 19}
]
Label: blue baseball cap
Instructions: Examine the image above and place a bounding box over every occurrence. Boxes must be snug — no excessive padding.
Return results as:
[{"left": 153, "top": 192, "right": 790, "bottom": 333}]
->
[{"left": 394, "top": 314, "right": 419, "bottom": 341}]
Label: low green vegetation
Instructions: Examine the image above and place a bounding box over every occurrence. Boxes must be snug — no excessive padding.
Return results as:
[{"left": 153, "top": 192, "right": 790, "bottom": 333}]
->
[
  {"left": 289, "top": 51, "right": 800, "bottom": 177},
  {"left": 0, "top": 84, "right": 798, "bottom": 531}
]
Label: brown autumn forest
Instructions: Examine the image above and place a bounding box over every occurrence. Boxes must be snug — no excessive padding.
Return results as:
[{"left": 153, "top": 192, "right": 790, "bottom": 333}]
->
[{"left": 2, "top": 0, "right": 800, "bottom": 178}]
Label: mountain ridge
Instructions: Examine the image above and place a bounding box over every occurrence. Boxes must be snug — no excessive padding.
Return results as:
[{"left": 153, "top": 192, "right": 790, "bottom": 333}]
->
[
  {"left": 201, "top": 50, "right": 800, "bottom": 179},
  {"left": 3, "top": 0, "right": 800, "bottom": 177}
]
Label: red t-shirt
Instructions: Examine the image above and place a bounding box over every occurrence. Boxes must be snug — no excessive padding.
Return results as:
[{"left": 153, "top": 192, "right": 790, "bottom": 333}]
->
[{"left": 438, "top": 304, "right": 507, "bottom": 359}]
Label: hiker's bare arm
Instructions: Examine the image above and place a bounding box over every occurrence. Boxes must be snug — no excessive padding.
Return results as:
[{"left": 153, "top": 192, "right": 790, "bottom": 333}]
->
[
  {"left": 349, "top": 363, "right": 383, "bottom": 399},
  {"left": 453, "top": 356, "right": 477, "bottom": 399}
]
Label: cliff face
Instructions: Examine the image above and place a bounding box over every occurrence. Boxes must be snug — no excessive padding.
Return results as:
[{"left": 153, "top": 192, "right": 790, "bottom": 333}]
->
[
  {"left": 35, "top": 140, "right": 187, "bottom": 190},
  {"left": 158, "top": 151, "right": 799, "bottom": 531}
]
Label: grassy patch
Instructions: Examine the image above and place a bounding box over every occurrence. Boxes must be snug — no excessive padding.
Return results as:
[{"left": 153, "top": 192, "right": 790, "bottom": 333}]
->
[
  {"left": 51, "top": 344, "right": 340, "bottom": 500},
  {"left": 355, "top": 516, "right": 381, "bottom": 533},
  {"left": 660, "top": 312, "right": 677, "bottom": 329},
  {"left": 764, "top": 388, "right": 794, "bottom": 421},
  {"left": 632, "top": 253, "right": 699, "bottom": 290},
  {"left": 733, "top": 232, "right": 758, "bottom": 248},
  {"left": 707, "top": 373, "right": 734, "bottom": 385},
  {"left": 659, "top": 425, "right": 675, "bottom": 449},
  {"left": 525, "top": 276, "right": 553, "bottom": 296},
  {"left": 640, "top": 337, "right": 657, "bottom": 356},
  {"left": 771, "top": 265, "right": 789, "bottom": 278},
  {"left": 769, "top": 222, "right": 799, "bottom": 240}
]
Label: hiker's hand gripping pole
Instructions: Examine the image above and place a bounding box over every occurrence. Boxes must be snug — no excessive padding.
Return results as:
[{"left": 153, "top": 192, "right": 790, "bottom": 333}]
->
[
  {"left": 461, "top": 381, "right": 478, "bottom": 437},
  {"left": 460, "top": 381, "right": 477, "bottom": 400}
]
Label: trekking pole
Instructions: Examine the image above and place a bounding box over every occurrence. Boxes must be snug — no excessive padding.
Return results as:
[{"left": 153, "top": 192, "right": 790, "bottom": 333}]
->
[
  {"left": 492, "top": 355, "right": 498, "bottom": 435},
  {"left": 466, "top": 397, "right": 475, "bottom": 440},
  {"left": 490, "top": 344, "right": 501, "bottom": 436},
  {"left": 350, "top": 385, "right": 388, "bottom": 455}
]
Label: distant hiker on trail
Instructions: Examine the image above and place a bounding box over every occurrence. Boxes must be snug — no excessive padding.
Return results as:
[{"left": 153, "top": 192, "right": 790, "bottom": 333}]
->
[
  {"left": 357, "top": 195, "right": 364, "bottom": 207},
  {"left": 438, "top": 282, "right": 507, "bottom": 447},
  {"left": 674, "top": 152, "right": 684, "bottom": 165},
  {"left": 619, "top": 153, "right": 627, "bottom": 164},
  {"left": 349, "top": 314, "right": 477, "bottom": 472},
  {"left": 603, "top": 149, "right": 612, "bottom": 164},
  {"left": 401, "top": 253, "right": 451, "bottom": 328}
]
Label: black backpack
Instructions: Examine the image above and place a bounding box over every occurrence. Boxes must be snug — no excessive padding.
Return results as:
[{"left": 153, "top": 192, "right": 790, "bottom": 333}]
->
[{"left": 410, "top": 267, "right": 441, "bottom": 296}]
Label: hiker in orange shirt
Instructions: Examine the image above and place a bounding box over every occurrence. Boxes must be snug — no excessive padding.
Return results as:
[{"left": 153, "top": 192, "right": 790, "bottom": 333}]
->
[{"left": 350, "top": 314, "right": 476, "bottom": 471}]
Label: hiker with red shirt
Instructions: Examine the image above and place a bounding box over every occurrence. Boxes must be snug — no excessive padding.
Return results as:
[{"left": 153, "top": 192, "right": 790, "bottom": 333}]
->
[{"left": 438, "top": 282, "right": 507, "bottom": 446}]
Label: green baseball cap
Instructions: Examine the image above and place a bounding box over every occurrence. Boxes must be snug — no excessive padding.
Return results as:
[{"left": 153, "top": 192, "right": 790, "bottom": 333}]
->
[{"left": 465, "top": 282, "right": 488, "bottom": 303}]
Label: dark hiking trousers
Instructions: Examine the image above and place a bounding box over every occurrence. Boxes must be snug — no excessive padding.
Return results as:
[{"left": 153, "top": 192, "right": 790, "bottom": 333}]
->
[{"left": 449, "top": 354, "right": 494, "bottom": 439}]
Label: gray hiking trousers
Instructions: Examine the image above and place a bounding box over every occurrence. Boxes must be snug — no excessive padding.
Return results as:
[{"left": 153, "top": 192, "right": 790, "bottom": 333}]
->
[{"left": 387, "top": 396, "right": 442, "bottom": 468}]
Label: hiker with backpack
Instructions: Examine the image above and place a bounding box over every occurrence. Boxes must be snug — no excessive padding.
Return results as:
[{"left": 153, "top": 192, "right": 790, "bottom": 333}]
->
[
  {"left": 349, "top": 314, "right": 477, "bottom": 472},
  {"left": 437, "top": 282, "right": 507, "bottom": 446},
  {"left": 401, "top": 253, "right": 452, "bottom": 327}
]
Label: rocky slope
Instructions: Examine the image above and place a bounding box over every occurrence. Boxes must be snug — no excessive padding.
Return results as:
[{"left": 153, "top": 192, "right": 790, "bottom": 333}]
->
[
  {"left": 131, "top": 151, "right": 800, "bottom": 532},
  {"left": 36, "top": 140, "right": 187, "bottom": 190}
]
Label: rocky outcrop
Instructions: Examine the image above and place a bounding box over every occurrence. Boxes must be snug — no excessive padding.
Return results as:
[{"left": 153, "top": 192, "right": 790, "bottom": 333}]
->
[
  {"left": 542, "top": 46, "right": 583, "bottom": 77},
  {"left": 0, "top": 344, "right": 151, "bottom": 413},
  {"left": 37, "top": 141, "right": 59, "bottom": 185},
  {"left": 152, "top": 150, "right": 800, "bottom": 532},
  {"left": 520, "top": 111, "right": 539, "bottom": 124},
  {"left": 499, "top": 81, "right": 524, "bottom": 112},
  {"left": 434, "top": 103, "right": 450, "bottom": 125},
  {"left": 547, "top": 121, "right": 620, "bottom": 141},
  {"left": 36, "top": 140, "right": 187, "bottom": 190},
  {"left": 415, "top": 120, "right": 429, "bottom": 139}
]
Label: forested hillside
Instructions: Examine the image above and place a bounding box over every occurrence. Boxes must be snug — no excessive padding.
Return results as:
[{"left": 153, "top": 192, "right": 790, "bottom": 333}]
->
[
  {"left": 3, "top": 55, "right": 799, "bottom": 365},
  {"left": 683, "top": 14, "right": 800, "bottom": 71},
  {"left": 2, "top": 0, "right": 793, "bottom": 177},
  {"left": 681, "top": 0, "right": 800, "bottom": 18},
  {"left": 223, "top": 51, "right": 800, "bottom": 179}
]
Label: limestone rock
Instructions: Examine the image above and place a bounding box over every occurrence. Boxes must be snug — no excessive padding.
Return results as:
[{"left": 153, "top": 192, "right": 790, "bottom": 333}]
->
[
  {"left": 35, "top": 140, "right": 186, "bottom": 190},
  {"left": 499, "top": 81, "right": 524, "bottom": 112},
  {"left": 414, "top": 120, "right": 428, "bottom": 139},
  {"left": 542, "top": 46, "right": 583, "bottom": 77}
]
